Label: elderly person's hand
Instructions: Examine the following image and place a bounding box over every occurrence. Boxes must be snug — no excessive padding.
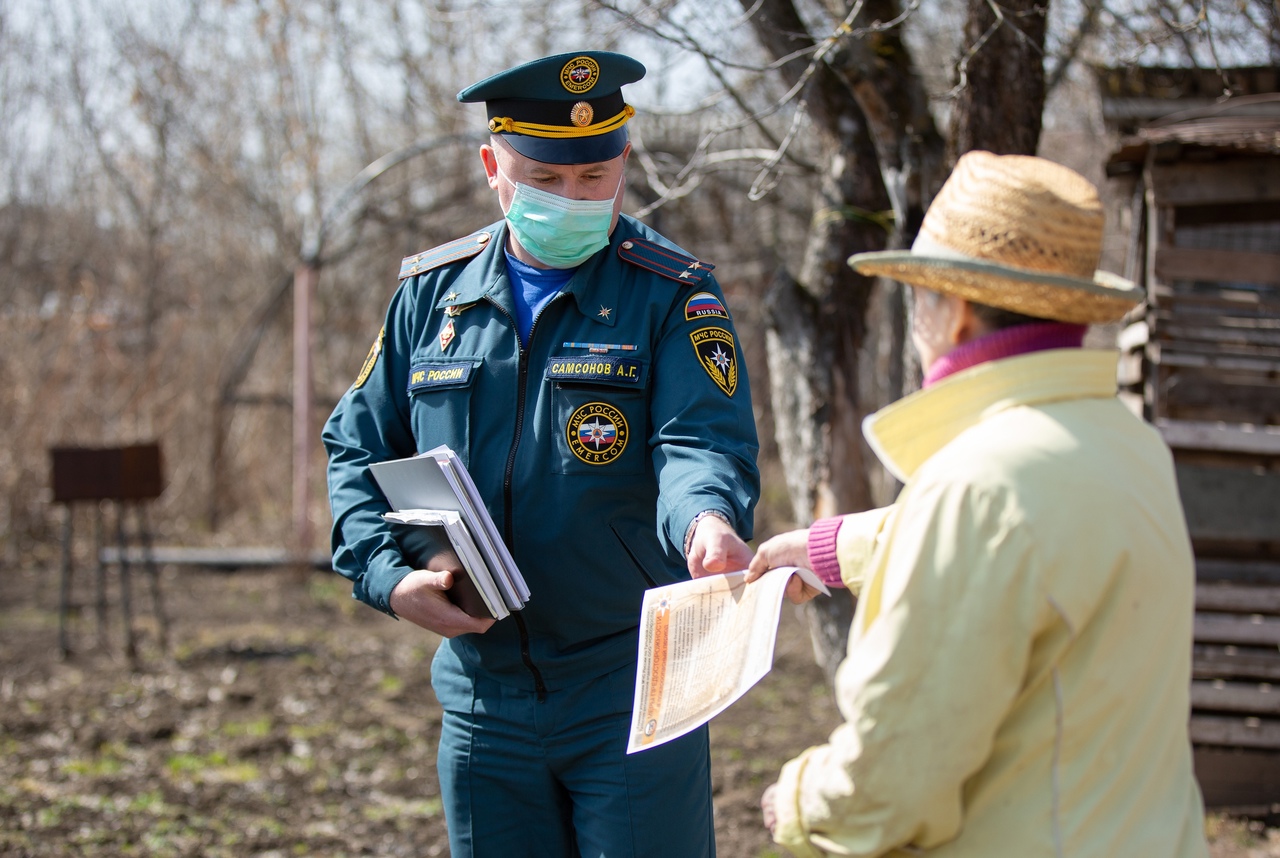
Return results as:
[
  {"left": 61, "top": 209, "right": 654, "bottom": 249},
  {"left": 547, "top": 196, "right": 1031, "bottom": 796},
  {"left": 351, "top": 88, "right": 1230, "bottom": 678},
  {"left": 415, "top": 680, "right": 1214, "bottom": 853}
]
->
[
  {"left": 761, "top": 782, "right": 779, "bottom": 836},
  {"left": 747, "top": 528, "right": 823, "bottom": 604}
]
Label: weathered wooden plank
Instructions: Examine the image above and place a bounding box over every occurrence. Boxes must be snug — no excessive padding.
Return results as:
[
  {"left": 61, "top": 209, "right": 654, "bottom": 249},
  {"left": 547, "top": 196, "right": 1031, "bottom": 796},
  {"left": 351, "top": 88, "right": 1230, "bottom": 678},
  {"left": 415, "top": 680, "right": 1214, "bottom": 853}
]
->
[
  {"left": 1151, "top": 302, "right": 1280, "bottom": 327},
  {"left": 1151, "top": 371, "right": 1280, "bottom": 423},
  {"left": 1176, "top": 464, "right": 1280, "bottom": 545},
  {"left": 1148, "top": 342, "right": 1280, "bottom": 373},
  {"left": 1169, "top": 409, "right": 1280, "bottom": 428},
  {"left": 1196, "top": 582, "right": 1280, "bottom": 614},
  {"left": 1161, "top": 421, "right": 1280, "bottom": 456},
  {"left": 1116, "top": 351, "right": 1144, "bottom": 385},
  {"left": 1177, "top": 338, "right": 1280, "bottom": 355},
  {"left": 1117, "top": 320, "right": 1149, "bottom": 352},
  {"left": 1152, "top": 321, "right": 1280, "bottom": 352},
  {"left": 1121, "top": 173, "right": 1145, "bottom": 284},
  {"left": 1150, "top": 160, "right": 1280, "bottom": 206},
  {"left": 1195, "top": 613, "right": 1280, "bottom": 647},
  {"left": 1191, "top": 680, "right": 1280, "bottom": 715},
  {"left": 1194, "top": 746, "right": 1280, "bottom": 808},
  {"left": 1190, "top": 714, "right": 1280, "bottom": 750},
  {"left": 1154, "top": 307, "right": 1280, "bottom": 327},
  {"left": 1154, "top": 245, "right": 1280, "bottom": 288},
  {"left": 1146, "top": 340, "right": 1280, "bottom": 363},
  {"left": 1194, "top": 645, "right": 1280, "bottom": 683},
  {"left": 1152, "top": 283, "right": 1280, "bottom": 312},
  {"left": 1197, "top": 558, "right": 1280, "bottom": 585},
  {"left": 1178, "top": 199, "right": 1280, "bottom": 228},
  {"left": 1145, "top": 197, "right": 1173, "bottom": 318}
]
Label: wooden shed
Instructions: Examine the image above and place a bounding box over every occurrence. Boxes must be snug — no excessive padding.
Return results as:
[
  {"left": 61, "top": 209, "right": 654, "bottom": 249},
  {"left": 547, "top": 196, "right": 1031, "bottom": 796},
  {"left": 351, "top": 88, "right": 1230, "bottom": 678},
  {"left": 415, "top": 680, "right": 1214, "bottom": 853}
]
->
[{"left": 1105, "top": 91, "right": 1280, "bottom": 813}]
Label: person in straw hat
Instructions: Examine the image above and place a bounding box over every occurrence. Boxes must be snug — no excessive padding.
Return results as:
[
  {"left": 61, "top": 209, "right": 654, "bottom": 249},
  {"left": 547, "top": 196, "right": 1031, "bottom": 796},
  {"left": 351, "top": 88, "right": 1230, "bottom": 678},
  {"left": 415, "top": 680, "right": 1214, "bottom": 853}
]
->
[{"left": 747, "top": 151, "right": 1208, "bottom": 857}]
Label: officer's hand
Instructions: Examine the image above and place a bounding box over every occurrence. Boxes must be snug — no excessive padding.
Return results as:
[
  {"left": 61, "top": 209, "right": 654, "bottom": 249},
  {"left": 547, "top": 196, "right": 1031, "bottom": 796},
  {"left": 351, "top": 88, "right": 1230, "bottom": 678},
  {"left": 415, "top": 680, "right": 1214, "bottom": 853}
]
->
[
  {"left": 747, "top": 528, "right": 821, "bottom": 604},
  {"left": 687, "top": 514, "right": 753, "bottom": 579},
  {"left": 389, "top": 568, "right": 496, "bottom": 638}
]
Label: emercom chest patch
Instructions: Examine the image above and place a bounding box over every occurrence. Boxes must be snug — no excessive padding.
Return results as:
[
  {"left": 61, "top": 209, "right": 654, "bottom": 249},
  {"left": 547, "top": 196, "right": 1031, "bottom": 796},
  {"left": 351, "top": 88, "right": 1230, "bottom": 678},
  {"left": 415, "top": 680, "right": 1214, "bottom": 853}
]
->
[
  {"left": 566, "top": 401, "right": 629, "bottom": 465},
  {"left": 408, "top": 361, "right": 476, "bottom": 393},
  {"left": 689, "top": 327, "right": 738, "bottom": 397},
  {"left": 546, "top": 356, "right": 644, "bottom": 385}
]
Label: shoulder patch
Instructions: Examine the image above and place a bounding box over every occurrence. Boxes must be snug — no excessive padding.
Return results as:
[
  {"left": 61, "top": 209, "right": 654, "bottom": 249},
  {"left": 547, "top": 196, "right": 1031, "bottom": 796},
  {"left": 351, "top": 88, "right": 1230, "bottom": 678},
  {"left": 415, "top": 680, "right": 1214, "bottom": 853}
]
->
[
  {"left": 684, "top": 291, "right": 728, "bottom": 321},
  {"left": 353, "top": 327, "right": 385, "bottom": 390},
  {"left": 618, "top": 238, "right": 714, "bottom": 285},
  {"left": 689, "top": 326, "right": 738, "bottom": 397},
  {"left": 399, "top": 232, "right": 492, "bottom": 280}
]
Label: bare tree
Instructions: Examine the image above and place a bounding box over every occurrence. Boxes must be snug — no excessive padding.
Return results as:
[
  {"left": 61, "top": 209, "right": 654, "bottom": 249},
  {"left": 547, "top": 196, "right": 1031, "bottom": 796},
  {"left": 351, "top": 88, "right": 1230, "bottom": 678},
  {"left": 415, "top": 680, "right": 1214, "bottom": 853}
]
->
[
  {"left": 592, "top": 0, "right": 1275, "bottom": 677},
  {"left": 0, "top": 0, "right": 705, "bottom": 562},
  {"left": 0, "top": 0, "right": 1270, "bottom": 586}
]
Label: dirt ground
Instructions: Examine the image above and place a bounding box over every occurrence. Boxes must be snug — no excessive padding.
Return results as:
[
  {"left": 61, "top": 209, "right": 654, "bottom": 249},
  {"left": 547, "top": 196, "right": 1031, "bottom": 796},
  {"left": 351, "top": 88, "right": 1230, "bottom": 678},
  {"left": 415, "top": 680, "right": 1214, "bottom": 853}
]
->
[{"left": 2, "top": 562, "right": 1278, "bottom": 857}]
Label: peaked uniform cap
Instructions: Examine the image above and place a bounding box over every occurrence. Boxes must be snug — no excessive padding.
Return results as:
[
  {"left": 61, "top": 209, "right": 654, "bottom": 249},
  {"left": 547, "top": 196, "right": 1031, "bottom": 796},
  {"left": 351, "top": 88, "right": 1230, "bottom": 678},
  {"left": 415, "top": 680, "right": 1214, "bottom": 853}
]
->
[
  {"left": 849, "top": 151, "right": 1143, "bottom": 325},
  {"left": 457, "top": 51, "right": 645, "bottom": 165}
]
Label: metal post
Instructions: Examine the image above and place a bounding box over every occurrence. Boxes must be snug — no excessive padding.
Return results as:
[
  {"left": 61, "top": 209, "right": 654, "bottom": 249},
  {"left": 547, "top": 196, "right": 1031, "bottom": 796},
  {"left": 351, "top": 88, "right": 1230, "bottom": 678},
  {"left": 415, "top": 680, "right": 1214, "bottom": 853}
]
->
[
  {"left": 114, "top": 501, "right": 137, "bottom": 662},
  {"left": 292, "top": 261, "right": 319, "bottom": 562},
  {"left": 58, "top": 505, "right": 74, "bottom": 658},
  {"left": 95, "top": 502, "right": 108, "bottom": 648},
  {"left": 136, "top": 503, "right": 168, "bottom": 652}
]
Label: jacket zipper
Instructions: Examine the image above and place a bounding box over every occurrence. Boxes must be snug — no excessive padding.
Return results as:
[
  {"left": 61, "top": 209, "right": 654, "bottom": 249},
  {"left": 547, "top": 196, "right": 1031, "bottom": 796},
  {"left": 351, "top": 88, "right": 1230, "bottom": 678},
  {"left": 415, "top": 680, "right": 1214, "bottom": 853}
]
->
[{"left": 490, "top": 295, "right": 549, "bottom": 701}]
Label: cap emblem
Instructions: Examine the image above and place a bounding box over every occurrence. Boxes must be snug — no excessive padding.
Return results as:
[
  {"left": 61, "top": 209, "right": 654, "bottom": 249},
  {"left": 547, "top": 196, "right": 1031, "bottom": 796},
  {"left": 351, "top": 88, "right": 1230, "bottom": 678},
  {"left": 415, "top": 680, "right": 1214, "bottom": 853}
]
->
[
  {"left": 570, "top": 101, "right": 594, "bottom": 128},
  {"left": 560, "top": 57, "right": 600, "bottom": 94}
]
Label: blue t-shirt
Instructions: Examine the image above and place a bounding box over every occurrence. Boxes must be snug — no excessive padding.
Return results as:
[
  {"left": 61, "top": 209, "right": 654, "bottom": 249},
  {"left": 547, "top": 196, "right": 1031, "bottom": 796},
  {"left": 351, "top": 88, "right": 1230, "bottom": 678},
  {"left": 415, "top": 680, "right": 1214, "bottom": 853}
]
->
[{"left": 505, "top": 251, "right": 575, "bottom": 347}]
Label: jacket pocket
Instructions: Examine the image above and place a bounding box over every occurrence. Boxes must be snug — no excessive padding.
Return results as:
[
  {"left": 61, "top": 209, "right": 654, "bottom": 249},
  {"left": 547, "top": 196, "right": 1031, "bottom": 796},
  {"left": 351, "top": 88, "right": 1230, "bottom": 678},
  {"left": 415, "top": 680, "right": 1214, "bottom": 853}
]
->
[
  {"left": 407, "top": 357, "right": 481, "bottom": 462},
  {"left": 609, "top": 515, "right": 683, "bottom": 589},
  {"left": 546, "top": 356, "right": 649, "bottom": 477}
]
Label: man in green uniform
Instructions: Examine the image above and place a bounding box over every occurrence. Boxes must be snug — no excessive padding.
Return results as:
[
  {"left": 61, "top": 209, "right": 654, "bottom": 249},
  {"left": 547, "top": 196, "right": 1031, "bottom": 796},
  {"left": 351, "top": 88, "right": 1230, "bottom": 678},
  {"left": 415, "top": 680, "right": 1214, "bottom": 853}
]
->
[{"left": 323, "top": 50, "right": 759, "bottom": 857}]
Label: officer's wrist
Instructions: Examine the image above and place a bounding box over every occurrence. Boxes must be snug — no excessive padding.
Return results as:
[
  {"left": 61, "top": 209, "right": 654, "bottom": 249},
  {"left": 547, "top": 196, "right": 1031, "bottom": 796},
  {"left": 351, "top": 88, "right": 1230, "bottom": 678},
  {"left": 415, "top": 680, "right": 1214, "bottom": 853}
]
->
[{"left": 683, "top": 509, "right": 731, "bottom": 557}]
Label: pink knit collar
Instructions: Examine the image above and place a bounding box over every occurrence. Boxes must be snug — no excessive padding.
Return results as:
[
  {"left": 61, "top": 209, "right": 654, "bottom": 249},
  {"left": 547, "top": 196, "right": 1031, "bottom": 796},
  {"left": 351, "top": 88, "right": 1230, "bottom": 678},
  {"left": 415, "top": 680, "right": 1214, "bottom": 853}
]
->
[{"left": 923, "top": 322, "right": 1088, "bottom": 388}]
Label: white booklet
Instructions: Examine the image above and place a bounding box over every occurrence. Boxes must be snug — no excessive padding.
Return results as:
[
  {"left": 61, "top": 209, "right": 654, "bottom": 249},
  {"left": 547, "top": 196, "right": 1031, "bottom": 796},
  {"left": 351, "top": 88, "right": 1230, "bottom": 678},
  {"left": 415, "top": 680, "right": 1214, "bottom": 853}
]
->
[
  {"left": 627, "top": 566, "right": 829, "bottom": 754},
  {"left": 382, "top": 508, "right": 507, "bottom": 619},
  {"left": 426, "top": 446, "right": 530, "bottom": 606},
  {"left": 369, "top": 445, "right": 529, "bottom": 619}
]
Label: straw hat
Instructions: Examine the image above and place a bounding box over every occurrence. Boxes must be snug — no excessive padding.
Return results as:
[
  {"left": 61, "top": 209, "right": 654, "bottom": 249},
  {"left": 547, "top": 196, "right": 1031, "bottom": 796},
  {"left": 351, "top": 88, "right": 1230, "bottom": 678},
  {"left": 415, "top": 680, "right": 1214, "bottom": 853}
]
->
[{"left": 849, "top": 151, "right": 1143, "bottom": 324}]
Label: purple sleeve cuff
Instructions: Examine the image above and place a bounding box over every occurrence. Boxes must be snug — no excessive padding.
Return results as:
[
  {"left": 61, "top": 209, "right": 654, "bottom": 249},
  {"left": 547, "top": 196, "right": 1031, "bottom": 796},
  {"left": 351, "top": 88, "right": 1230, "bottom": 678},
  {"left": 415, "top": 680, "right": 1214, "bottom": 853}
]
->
[{"left": 807, "top": 516, "right": 846, "bottom": 589}]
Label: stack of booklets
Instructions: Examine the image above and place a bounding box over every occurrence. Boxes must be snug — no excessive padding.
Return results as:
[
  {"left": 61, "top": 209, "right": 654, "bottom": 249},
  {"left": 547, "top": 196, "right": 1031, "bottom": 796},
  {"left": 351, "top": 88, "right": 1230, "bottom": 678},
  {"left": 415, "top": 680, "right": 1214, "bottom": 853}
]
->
[{"left": 369, "top": 445, "right": 529, "bottom": 620}]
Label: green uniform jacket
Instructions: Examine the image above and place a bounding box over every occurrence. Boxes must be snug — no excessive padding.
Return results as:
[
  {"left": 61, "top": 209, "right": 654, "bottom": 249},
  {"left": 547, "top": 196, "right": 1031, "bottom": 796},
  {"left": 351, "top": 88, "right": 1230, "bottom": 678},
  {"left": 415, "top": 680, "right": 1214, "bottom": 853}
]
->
[{"left": 323, "top": 214, "right": 760, "bottom": 694}]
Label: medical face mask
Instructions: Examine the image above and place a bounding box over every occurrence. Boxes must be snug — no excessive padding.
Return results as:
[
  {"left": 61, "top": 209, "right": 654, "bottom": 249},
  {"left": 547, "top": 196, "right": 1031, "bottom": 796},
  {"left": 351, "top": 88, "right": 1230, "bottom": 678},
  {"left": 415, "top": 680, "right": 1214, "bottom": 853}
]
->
[{"left": 497, "top": 168, "right": 622, "bottom": 269}]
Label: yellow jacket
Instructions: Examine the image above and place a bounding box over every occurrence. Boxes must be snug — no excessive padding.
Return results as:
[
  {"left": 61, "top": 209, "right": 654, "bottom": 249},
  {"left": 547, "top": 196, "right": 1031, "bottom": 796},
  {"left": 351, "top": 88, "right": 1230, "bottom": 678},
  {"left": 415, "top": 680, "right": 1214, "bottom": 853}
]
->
[{"left": 774, "top": 349, "right": 1207, "bottom": 858}]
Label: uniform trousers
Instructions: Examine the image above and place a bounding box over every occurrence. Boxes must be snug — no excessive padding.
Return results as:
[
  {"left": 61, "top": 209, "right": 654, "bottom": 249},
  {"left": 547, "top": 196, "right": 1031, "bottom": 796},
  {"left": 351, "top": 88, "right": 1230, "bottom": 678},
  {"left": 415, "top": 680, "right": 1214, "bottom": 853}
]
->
[{"left": 434, "top": 660, "right": 715, "bottom": 858}]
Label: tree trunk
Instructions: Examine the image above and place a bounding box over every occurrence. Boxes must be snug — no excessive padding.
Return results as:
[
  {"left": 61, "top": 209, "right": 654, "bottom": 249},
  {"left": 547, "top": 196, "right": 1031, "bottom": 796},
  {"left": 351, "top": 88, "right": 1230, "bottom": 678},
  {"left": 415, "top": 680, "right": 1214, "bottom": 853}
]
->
[
  {"left": 740, "top": 0, "right": 1048, "bottom": 680},
  {"left": 948, "top": 0, "right": 1049, "bottom": 160},
  {"left": 740, "top": 0, "right": 896, "bottom": 681}
]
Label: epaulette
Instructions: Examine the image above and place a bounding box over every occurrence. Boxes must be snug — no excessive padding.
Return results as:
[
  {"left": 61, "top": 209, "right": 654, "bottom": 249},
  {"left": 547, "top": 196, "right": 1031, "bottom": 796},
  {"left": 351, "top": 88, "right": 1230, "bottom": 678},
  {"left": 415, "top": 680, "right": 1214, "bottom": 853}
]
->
[
  {"left": 618, "top": 238, "right": 714, "bottom": 285},
  {"left": 399, "top": 232, "right": 492, "bottom": 280}
]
